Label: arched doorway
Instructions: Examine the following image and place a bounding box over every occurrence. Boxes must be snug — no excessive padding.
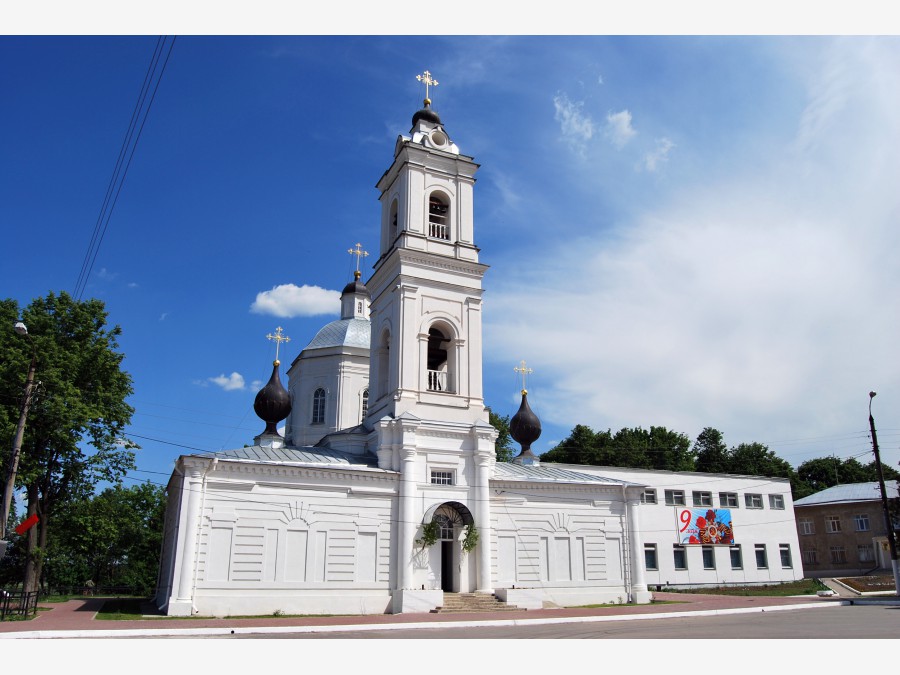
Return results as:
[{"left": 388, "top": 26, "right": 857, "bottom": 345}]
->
[{"left": 423, "top": 501, "right": 474, "bottom": 592}]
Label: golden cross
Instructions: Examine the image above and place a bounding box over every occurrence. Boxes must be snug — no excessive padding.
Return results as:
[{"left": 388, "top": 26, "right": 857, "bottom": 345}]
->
[
  {"left": 514, "top": 360, "right": 533, "bottom": 394},
  {"left": 348, "top": 243, "right": 369, "bottom": 280},
  {"left": 416, "top": 70, "right": 439, "bottom": 103},
  {"left": 266, "top": 326, "right": 291, "bottom": 364}
]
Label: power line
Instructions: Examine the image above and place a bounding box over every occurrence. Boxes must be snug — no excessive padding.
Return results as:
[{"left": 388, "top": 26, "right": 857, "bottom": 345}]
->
[{"left": 74, "top": 35, "right": 177, "bottom": 300}]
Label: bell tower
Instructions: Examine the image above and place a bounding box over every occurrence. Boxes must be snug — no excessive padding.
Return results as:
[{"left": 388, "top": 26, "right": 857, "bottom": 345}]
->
[{"left": 365, "top": 77, "right": 489, "bottom": 427}]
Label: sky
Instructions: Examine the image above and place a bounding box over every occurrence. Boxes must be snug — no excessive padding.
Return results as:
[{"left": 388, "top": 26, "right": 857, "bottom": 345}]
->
[{"left": 3, "top": 32, "right": 900, "bottom": 493}]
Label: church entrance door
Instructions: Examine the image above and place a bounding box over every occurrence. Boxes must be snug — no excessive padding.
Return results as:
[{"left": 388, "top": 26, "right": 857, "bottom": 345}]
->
[{"left": 441, "top": 540, "right": 454, "bottom": 592}]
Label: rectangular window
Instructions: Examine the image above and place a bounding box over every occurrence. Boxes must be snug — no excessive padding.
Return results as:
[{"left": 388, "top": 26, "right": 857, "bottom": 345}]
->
[
  {"left": 745, "top": 493, "right": 763, "bottom": 509},
  {"left": 430, "top": 470, "right": 454, "bottom": 485},
  {"left": 665, "top": 489, "right": 686, "bottom": 506},
  {"left": 719, "top": 492, "right": 738, "bottom": 508},
  {"left": 798, "top": 518, "right": 815, "bottom": 535},
  {"left": 673, "top": 545, "right": 687, "bottom": 570},
  {"left": 702, "top": 546, "right": 715, "bottom": 570},
  {"left": 730, "top": 545, "right": 743, "bottom": 570},
  {"left": 801, "top": 549, "right": 818, "bottom": 566},
  {"left": 854, "top": 514, "right": 870, "bottom": 532},
  {"left": 830, "top": 546, "right": 847, "bottom": 564},
  {"left": 640, "top": 488, "right": 657, "bottom": 505},
  {"left": 692, "top": 491, "right": 713, "bottom": 507},
  {"left": 825, "top": 516, "right": 841, "bottom": 533},
  {"left": 769, "top": 494, "right": 785, "bottom": 510},
  {"left": 858, "top": 545, "right": 875, "bottom": 563},
  {"left": 755, "top": 544, "right": 768, "bottom": 569},
  {"left": 779, "top": 544, "right": 792, "bottom": 568},
  {"left": 644, "top": 544, "right": 658, "bottom": 571}
]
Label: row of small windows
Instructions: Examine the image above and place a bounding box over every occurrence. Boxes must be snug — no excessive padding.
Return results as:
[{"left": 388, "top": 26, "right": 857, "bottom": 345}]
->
[
  {"left": 798, "top": 514, "right": 870, "bottom": 535},
  {"left": 310, "top": 388, "right": 368, "bottom": 425},
  {"left": 640, "top": 489, "right": 786, "bottom": 510},
  {"left": 644, "top": 543, "right": 793, "bottom": 571},
  {"left": 801, "top": 544, "right": 876, "bottom": 566}
]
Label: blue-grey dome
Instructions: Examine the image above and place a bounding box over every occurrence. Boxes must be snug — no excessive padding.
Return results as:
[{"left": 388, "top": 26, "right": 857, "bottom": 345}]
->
[{"left": 305, "top": 317, "right": 370, "bottom": 351}]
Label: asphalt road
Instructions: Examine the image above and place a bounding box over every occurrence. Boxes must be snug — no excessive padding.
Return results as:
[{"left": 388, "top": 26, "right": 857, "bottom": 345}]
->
[{"left": 217, "top": 604, "right": 900, "bottom": 639}]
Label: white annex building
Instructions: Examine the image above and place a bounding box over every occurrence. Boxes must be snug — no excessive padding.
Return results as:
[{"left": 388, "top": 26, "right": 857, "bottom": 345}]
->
[{"left": 155, "top": 84, "right": 803, "bottom": 617}]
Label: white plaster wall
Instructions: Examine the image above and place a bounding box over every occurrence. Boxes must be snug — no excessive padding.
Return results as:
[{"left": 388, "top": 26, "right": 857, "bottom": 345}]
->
[{"left": 178, "top": 464, "right": 398, "bottom": 616}]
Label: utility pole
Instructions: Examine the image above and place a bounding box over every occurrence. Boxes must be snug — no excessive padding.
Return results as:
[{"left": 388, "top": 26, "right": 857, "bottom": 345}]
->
[
  {"left": 1, "top": 322, "right": 37, "bottom": 543},
  {"left": 868, "top": 391, "right": 900, "bottom": 596}
]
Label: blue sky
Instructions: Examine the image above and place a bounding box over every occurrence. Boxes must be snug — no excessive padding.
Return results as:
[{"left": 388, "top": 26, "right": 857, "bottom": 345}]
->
[{"left": 3, "top": 34, "right": 900, "bottom": 490}]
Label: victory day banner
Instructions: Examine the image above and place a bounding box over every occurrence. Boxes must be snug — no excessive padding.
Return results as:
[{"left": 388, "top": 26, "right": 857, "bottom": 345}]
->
[{"left": 677, "top": 508, "right": 734, "bottom": 545}]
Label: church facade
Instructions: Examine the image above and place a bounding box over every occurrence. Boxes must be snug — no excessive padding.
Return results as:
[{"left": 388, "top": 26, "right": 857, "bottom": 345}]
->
[{"left": 154, "top": 87, "right": 800, "bottom": 617}]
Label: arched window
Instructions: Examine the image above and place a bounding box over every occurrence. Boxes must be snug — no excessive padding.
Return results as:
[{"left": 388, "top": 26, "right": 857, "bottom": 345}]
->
[
  {"left": 390, "top": 199, "right": 399, "bottom": 232},
  {"left": 361, "top": 388, "right": 369, "bottom": 420},
  {"left": 312, "top": 387, "right": 326, "bottom": 425},
  {"left": 428, "top": 193, "right": 449, "bottom": 240},
  {"left": 427, "top": 326, "right": 451, "bottom": 392}
]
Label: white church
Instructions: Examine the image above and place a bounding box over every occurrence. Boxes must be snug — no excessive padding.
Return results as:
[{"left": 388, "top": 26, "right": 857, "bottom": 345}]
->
[{"left": 155, "top": 78, "right": 803, "bottom": 617}]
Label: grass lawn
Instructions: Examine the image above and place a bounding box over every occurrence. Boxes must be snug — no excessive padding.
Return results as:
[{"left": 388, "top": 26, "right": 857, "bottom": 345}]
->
[{"left": 662, "top": 578, "right": 828, "bottom": 596}]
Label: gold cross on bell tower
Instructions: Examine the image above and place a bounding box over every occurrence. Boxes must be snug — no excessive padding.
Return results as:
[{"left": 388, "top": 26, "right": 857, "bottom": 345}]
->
[
  {"left": 514, "top": 360, "right": 534, "bottom": 395},
  {"left": 416, "top": 70, "right": 439, "bottom": 103},
  {"left": 266, "top": 326, "right": 291, "bottom": 366},
  {"left": 347, "top": 242, "right": 369, "bottom": 280}
]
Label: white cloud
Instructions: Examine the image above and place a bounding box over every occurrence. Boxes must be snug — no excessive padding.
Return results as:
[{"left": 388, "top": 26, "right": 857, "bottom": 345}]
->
[
  {"left": 159, "top": 312, "right": 168, "bottom": 321},
  {"left": 250, "top": 284, "right": 340, "bottom": 318},
  {"left": 642, "top": 137, "right": 674, "bottom": 172},
  {"left": 209, "top": 372, "right": 246, "bottom": 391},
  {"left": 97, "top": 267, "right": 117, "bottom": 280},
  {"left": 250, "top": 379, "right": 264, "bottom": 391},
  {"left": 605, "top": 110, "right": 636, "bottom": 148},
  {"left": 127, "top": 282, "right": 139, "bottom": 289},
  {"left": 553, "top": 93, "right": 594, "bottom": 152}
]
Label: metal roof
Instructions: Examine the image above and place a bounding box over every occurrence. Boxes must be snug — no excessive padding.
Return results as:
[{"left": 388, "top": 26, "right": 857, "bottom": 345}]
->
[
  {"left": 794, "top": 480, "right": 900, "bottom": 506},
  {"left": 492, "top": 462, "right": 633, "bottom": 486},
  {"left": 305, "top": 317, "right": 370, "bottom": 351},
  {"left": 197, "top": 445, "right": 383, "bottom": 470}
]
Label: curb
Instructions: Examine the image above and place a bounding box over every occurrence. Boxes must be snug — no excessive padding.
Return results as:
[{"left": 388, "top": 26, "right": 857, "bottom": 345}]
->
[{"left": 0, "top": 600, "right": 848, "bottom": 639}]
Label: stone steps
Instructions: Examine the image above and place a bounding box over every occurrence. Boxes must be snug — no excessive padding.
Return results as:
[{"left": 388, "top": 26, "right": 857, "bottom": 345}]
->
[{"left": 430, "top": 592, "right": 521, "bottom": 613}]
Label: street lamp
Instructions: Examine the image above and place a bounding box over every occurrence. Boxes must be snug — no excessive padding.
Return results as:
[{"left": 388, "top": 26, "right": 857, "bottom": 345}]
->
[
  {"left": 0, "top": 321, "right": 37, "bottom": 543},
  {"left": 868, "top": 391, "right": 900, "bottom": 596}
]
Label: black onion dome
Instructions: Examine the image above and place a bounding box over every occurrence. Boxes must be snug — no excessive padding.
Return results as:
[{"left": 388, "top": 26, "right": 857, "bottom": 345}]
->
[
  {"left": 509, "top": 391, "right": 542, "bottom": 459},
  {"left": 253, "top": 361, "right": 292, "bottom": 437},
  {"left": 341, "top": 279, "right": 370, "bottom": 297},
  {"left": 412, "top": 100, "right": 442, "bottom": 126}
]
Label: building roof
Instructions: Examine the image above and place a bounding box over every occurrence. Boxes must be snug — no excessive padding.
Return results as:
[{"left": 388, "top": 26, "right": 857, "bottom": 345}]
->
[
  {"left": 492, "top": 462, "right": 636, "bottom": 486},
  {"left": 304, "top": 317, "right": 370, "bottom": 351},
  {"left": 794, "top": 480, "right": 900, "bottom": 507},
  {"left": 199, "top": 445, "right": 384, "bottom": 470}
]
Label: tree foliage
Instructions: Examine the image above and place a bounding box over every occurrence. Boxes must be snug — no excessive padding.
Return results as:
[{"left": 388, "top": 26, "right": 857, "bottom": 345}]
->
[
  {"left": 489, "top": 411, "right": 515, "bottom": 463},
  {"left": 795, "top": 456, "right": 900, "bottom": 500},
  {"left": 542, "top": 425, "right": 694, "bottom": 471},
  {"left": 0, "top": 292, "right": 135, "bottom": 591}
]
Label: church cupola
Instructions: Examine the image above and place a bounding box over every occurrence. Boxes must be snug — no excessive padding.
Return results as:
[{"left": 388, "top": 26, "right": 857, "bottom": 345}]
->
[
  {"left": 509, "top": 361, "right": 541, "bottom": 466},
  {"left": 341, "top": 244, "right": 371, "bottom": 320},
  {"left": 253, "top": 327, "right": 292, "bottom": 448}
]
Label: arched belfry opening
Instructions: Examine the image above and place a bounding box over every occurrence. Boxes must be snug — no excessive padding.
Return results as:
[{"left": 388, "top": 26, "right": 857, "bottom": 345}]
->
[
  {"left": 427, "top": 325, "right": 453, "bottom": 393},
  {"left": 428, "top": 192, "right": 450, "bottom": 240}
]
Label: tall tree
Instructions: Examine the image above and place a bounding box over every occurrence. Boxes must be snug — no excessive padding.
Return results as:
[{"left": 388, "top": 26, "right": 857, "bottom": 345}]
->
[
  {"left": 795, "top": 456, "right": 900, "bottom": 499},
  {"left": 542, "top": 425, "right": 614, "bottom": 465},
  {"left": 693, "top": 427, "right": 730, "bottom": 473},
  {"left": 0, "top": 292, "right": 135, "bottom": 591}
]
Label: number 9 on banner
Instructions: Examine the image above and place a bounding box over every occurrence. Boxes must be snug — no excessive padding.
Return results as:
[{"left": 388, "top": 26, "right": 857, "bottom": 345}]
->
[{"left": 679, "top": 509, "right": 691, "bottom": 532}]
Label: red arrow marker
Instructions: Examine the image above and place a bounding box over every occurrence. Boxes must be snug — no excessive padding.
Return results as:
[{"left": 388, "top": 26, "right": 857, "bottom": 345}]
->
[{"left": 14, "top": 513, "right": 39, "bottom": 535}]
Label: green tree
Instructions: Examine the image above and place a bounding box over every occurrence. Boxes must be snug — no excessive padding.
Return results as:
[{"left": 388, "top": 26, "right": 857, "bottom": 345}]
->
[
  {"left": 46, "top": 482, "right": 165, "bottom": 594},
  {"left": 489, "top": 411, "right": 515, "bottom": 463},
  {"left": 0, "top": 292, "right": 135, "bottom": 592},
  {"left": 725, "top": 442, "right": 795, "bottom": 479},
  {"left": 795, "top": 456, "right": 900, "bottom": 499},
  {"left": 693, "top": 427, "right": 729, "bottom": 473},
  {"left": 542, "top": 425, "right": 614, "bottom": 465}
]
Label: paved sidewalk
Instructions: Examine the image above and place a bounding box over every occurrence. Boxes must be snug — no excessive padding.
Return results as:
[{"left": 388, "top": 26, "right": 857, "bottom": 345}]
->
[{"left": 0, "top": 592, "right": 857, "bottom": 639}]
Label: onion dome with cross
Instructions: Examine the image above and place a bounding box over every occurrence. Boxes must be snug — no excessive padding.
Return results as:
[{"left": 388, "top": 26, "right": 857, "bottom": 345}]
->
[
  {"left": 407, "top": 70, "right": 460, "bottom": 155},
  {"left": 253, "top": 327, "right": 292, "bottom": 443},
  {"left": 509, "top": 360, "right": 542, "bottom": 466}
]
